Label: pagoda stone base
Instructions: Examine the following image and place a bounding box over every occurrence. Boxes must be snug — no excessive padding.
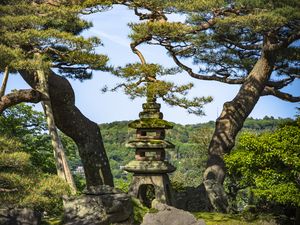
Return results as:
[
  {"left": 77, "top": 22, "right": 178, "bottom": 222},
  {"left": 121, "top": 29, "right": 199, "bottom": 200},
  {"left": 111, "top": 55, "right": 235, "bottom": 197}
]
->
[{"left": 129, "top": 174, "right": 174, "bottom": 207}]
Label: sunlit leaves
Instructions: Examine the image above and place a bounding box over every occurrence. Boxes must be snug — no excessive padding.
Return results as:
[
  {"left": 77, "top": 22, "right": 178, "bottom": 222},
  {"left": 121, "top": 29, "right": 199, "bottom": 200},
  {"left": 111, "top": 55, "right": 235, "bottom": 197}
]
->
[
  {"left": 126, "top": 0, "right": 300, "bottom": 87},
  {"left": 225, "top": 119, "right": 300, "bottom": 207},
  {"left": 0, "top": 133, "right": 69, "bottom": 215},
  {"left": 0, "top": 0, "right": 108, "bottom": 78},
  {"left": 217, "top": 6, "right": 300, "bottom": 33},
  {"left": 107, "top": 63, "right": 212, "bottom": 115}
]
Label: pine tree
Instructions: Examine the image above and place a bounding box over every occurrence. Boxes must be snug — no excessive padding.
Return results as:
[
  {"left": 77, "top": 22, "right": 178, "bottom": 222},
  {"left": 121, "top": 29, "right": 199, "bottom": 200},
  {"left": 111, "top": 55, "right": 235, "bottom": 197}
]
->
[
  {"left": 102, "top": 0, "right": 300, "bottom": 211},
  {"left": 0, "top": 0, "right": 114, "bottom": 187},
  {"left": 0, "top": 135, "right": 70, "bottom": 215}
]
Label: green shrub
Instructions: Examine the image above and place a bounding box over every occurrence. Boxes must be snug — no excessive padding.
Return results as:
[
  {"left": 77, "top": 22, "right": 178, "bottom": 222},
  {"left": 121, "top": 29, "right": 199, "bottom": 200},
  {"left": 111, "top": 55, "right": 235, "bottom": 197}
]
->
[
  {"left": 115, "top": 178, "right": 131, "bottom": 193},
  {"left": 225, "top": 118, "right": 300, "bottom": 208},
  {"left": 0, "top": 135, "right": 70, "bottom": 216},
  {"left": 132, "top": 197, "right": 149, "bottom": 223}
]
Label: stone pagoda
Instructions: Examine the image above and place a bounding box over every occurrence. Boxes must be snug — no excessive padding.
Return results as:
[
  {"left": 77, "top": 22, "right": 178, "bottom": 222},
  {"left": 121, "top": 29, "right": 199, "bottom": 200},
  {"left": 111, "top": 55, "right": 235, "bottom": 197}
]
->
[{"left": 124, "top": 93, "right": 176, "bottom": 206}]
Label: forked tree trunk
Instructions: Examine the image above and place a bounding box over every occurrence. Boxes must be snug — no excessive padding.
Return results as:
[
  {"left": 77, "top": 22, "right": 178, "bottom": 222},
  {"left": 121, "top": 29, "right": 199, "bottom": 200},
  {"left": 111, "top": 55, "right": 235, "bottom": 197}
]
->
[
  {"left": 203, "top": 51, "right": 276, "bottom": 212},
  {"left": 35, "top": 63, "right": 77, "bottom": 194},
  {"left": 19, "top": 69, "right": 114, "bottom": 187}
]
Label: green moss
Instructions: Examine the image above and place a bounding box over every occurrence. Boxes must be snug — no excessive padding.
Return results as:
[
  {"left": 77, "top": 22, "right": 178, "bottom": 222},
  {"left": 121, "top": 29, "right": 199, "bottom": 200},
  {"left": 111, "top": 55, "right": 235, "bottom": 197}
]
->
[
  {"left": 149, "top": 140, "right": 163, "bottom": 144},
  {"left": 148, "top": 208, "right": 159, "bottom": 213},
  {"left": 41, "top": 217, "right": 62, "bottom": 225},
  {"left": 128, "top": 118, "right": 173, "bottom": 129},
  {"left": 132, "top": 197, "right": 149, "bottom": 224},
  {"left": 126, "top": 140, "right": 174, "bottom": 149},
  {"left": 193, "top": 212, "right": 277, "bottom": 225}
]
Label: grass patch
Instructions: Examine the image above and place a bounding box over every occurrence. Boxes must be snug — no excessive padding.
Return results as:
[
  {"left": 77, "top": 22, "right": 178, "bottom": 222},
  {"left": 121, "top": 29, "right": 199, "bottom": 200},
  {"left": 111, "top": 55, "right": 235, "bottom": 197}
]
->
[
  {"left": 193, "top": 212, "right": 277, "bottom": 225},
  {"left": 41, "top": 217, "right": 62, "bottom": 225}
]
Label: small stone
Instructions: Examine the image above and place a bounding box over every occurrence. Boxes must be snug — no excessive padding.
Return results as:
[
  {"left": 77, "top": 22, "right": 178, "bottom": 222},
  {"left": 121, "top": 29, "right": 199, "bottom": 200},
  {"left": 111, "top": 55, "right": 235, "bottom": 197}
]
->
[{"left": 141, "top": 201, "right": 206, "bottom": 225}]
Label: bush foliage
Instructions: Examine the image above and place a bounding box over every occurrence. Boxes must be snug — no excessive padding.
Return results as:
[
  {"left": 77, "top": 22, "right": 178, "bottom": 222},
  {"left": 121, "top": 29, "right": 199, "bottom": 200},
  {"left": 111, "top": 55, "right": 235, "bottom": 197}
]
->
[
  {"left": 225, "top": 118, "right": 300, "bottom": 207},
  {"left": 0, "top": 135, "right": 70, "bottom": 216}
]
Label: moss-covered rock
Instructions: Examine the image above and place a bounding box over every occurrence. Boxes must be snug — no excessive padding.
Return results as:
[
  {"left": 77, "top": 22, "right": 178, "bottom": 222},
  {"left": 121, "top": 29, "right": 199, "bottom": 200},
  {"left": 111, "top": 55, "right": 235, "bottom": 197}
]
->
[
  {"left": 128, "top": 118, "right": 173, "bottom": 129},
  {"left": 126, "top": 140, "right": 174, "bottom": 149},
  {"left": 124, "top": 160, "right": 176, "bottom": 173}
]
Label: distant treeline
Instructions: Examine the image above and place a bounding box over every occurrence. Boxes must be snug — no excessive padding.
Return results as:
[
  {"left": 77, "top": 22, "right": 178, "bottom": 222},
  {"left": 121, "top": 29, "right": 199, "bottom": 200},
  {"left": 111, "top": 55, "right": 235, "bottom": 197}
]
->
[
  {"left": 100, "top": 116, "right": 292, "bottom": 144},
  {"left": 100, "top": 116, "right": 293, "bottom": 181}
]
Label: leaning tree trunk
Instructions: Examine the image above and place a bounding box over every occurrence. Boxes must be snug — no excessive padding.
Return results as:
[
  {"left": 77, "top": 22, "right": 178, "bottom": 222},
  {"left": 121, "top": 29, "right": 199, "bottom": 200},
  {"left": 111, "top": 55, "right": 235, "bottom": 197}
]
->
[
  {"left": 203, "top": 51, "right": 276, "bottom": 212},
  {"left": 0, "top": 66, "right": 9, "bottom": 98},
  {"left": 34, "top": 61, "right": 77, "bottom": 193},
  {"left": 19, "top": 69, "right": 114, "bottom": 187}
]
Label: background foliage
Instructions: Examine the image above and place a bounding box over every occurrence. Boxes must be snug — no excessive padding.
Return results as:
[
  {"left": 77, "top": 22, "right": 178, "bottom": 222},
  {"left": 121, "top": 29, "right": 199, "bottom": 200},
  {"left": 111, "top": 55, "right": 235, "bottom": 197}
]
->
[
  {"left": 0, "top": 103, "right": 297, "bottom": 218},
  {"left": 225, "top": 117, "right": 300, "bottom": 208}
]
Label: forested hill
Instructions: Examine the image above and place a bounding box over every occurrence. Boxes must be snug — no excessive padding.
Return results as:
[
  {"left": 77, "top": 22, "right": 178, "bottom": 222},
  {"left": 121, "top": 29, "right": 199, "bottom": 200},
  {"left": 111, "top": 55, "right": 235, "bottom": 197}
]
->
[
  {"left": 100, "top": 116, "right": 292, "bottom": 145},
  {"left": 100, "top": 116, "right": 293, "bottom": 181}
]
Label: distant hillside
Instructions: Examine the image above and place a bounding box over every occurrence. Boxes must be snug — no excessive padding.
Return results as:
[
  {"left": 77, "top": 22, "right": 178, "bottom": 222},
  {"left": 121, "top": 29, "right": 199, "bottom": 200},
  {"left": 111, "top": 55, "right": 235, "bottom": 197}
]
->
[
  {"left": 100, "top": 116, "right": 292, "bottom": 145},
  {"left": 100, "top": 117, "right": 293, "bottom": 184}
]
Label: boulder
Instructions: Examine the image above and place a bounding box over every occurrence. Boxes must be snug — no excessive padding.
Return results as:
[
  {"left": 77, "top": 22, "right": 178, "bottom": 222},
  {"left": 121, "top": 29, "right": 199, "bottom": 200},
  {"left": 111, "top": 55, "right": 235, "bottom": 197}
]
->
[
  {"left": 173, "top": 184, "right": 212, "bottom": 212},
  {"left": 63, "top": 185, "right": 133, "bottom": 225},
  {"left": 203, "top": 180, "right": 229, "bottom": 213},
  {"left": 63, "top": 195, "right": 108, "bottom": 225},
  {"left": 84, "top": 185, "right": 120, "bottom": 195},
  {"left": 0, "top": 208, "right": 42, "bottom": 225},
  {"left": 101, "top": 193, "right": 133, "bottom": 223},
  {"left": 141, "top": 200, "right": 206, "bottom": 225}
]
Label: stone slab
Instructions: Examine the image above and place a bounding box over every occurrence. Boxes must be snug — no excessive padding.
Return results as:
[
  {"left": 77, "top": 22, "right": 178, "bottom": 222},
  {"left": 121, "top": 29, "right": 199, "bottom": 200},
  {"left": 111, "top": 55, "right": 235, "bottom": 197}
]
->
[{"left": 124, "top": 160, "right": 176, "bottom": 173}]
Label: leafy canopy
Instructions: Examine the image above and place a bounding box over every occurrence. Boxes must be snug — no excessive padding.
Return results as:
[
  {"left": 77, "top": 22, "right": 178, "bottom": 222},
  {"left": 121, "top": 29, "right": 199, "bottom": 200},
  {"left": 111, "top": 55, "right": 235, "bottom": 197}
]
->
[
  {"left": 118, "top": 0, "right": 300, "bottom": 102},
  {"left": 0, "top": 0, "right": 109, "bottom": 80},
  {"left": 0, "top": 135, "right": 70, "bottom": 215},
  {"left": 225, "top": 117, "right": 300, "bottom": 207},
  {"left": 107, "top": 63, "right": 213, "bottom": 115},
  {"left": 0, "top": 104, "right": 80, "bottom": 174}
]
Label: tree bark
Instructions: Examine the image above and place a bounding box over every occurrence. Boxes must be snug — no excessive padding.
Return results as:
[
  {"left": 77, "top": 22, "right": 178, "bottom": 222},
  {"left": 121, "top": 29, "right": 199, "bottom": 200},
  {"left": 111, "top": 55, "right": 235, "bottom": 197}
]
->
[
  {"left": 42, "top": 97, "right": 77, "bottom": 194},
  {"left": 19, "top": 69, "right": 114, "bottom": 187},
  {"left": 0, "top": 66, "right": 9, "bottom": 98},
  {"left": 34, "top": 59, "right": 77, "bottom": 193},
  {"left": 203, "top": 51, "right": 276, "bottom": 212},
  {"left": 0, "top": 89, "right": 41, "bottom": 114}
]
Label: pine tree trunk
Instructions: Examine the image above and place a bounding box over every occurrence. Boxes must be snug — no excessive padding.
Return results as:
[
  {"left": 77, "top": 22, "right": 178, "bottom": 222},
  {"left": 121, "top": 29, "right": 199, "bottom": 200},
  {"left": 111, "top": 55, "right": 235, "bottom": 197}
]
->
[
  {"left": 35, "top": 65, "right": 77, "bottom": 194},
  {"left": 19, "top": 69, "right": 114, "bottom": 187},
  {"left": 0, "top": 66, "right": 9, "bottom": 98},
  {"left": 42, "top": 99, "right": 77, "bottom": 194},
  {"left": 203, "top": 52, "right": 276, "bottom": 212}
]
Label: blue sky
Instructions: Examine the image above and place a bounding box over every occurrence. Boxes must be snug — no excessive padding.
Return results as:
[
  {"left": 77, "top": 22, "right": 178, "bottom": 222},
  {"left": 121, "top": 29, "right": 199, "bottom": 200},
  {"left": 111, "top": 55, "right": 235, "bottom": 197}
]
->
[{"left": 3, "top": 6, "right": 300, "bottom": 124}]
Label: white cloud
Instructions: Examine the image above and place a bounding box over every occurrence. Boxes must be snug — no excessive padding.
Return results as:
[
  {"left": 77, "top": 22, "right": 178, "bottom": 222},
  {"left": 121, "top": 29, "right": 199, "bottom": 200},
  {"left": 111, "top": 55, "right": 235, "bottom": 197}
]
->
[{"left": 90, "top": 30, "right": 130, "bottom": 48}]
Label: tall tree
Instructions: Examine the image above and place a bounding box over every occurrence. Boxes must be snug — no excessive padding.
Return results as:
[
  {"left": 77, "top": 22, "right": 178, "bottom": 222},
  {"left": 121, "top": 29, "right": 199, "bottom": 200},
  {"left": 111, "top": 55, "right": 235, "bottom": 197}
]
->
[
  {"left": 0, "top": 0, "right": 114, "bottom": 187},
  {"left": 35, "top": 53, "right": 76, "bottom": 193},
  {"left": 103, "top": 0, "right": 300, "bottom": 211}
]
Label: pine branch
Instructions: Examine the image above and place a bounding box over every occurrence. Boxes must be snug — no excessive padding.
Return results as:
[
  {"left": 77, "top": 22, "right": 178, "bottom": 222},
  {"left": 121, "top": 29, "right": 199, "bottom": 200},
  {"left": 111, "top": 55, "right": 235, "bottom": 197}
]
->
[
  {"left": 0, "top": 89, "right": 42, "bottom": 114},
  {"left": 266, "top": 77, "right": 295, "bottom": 89},
  {"left": 130, "top": 37, "right": 152, "bottom": 65},
  {"left": 0, "top": 188, "right": 18, "bottom": 193},
  {"left": 166, "top": 45, "right": 245, "bottom": 84},
  {"left": 133, "top": 7, "right": 167, "bottom": 21},
  {"left": 262, "top": 86, "right": 300, "bottom": 102},
  {"left": 220, "top": 37, "right": 262, "bottom": 51},
  {"left": 270, "top": 30, "right": 300, "bottom": 50}
]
